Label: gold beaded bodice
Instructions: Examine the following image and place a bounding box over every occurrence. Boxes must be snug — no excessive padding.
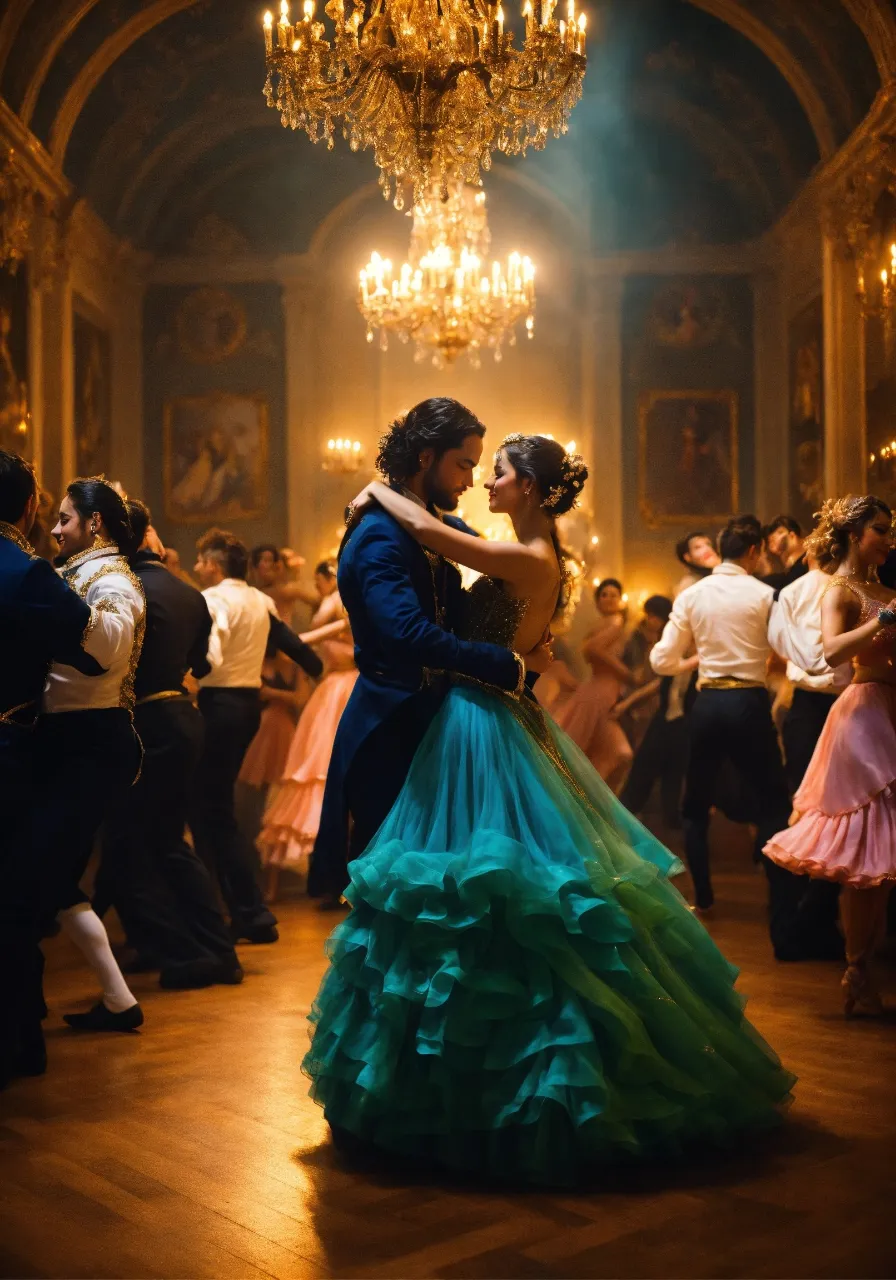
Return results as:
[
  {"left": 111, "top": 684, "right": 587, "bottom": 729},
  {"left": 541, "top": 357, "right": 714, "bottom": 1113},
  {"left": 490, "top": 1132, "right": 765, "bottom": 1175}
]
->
[{"left": 458, "top": 575, "right": 529, "bottom": 649}]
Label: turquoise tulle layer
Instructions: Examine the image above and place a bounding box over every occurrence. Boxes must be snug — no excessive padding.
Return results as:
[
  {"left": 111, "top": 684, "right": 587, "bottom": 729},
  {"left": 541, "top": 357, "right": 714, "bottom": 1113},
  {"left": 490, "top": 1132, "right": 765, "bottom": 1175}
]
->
[{"left": 304, "top": 687, "right": 795, "bottom": 1186}]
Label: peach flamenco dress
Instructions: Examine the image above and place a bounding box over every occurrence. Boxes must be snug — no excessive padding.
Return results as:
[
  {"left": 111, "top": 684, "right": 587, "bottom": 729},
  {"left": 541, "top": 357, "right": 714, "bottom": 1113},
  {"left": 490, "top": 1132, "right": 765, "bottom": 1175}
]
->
[{"left": 257, "top": 596, "right": 357, "bottom": 874}]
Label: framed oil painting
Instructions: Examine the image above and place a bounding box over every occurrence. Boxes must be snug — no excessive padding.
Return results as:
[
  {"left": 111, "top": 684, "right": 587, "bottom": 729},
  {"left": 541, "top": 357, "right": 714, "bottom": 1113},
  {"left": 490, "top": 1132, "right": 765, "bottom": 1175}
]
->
[
  {"left": 638, "top": 389, "right": 738, "bottom": 527},
  {"left": 73, "top": 306, "right": 111, "bottom": 477},
  {"left": 163, "top": 391, "right": 268, "bottom": 523}
]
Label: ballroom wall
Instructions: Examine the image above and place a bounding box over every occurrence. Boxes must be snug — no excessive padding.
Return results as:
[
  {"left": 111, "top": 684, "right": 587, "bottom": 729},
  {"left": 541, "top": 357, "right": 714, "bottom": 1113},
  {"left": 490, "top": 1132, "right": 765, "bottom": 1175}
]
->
[{"left": 142, "top": 282, "right": 288, "bottom": 568}]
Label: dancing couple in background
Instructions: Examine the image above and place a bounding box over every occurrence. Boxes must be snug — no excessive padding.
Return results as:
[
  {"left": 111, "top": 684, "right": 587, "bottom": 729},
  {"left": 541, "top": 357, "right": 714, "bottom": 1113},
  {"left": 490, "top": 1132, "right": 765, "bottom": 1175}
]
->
[{"left": 303, "top": 397, "right": 794, "bottom": 1188}]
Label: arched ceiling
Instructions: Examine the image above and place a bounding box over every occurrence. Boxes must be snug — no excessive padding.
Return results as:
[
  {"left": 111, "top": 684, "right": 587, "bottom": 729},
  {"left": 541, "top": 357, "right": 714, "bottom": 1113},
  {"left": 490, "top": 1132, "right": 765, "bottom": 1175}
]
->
[{"left": 0, "top": 0, "right": 888, "bottom": 252}]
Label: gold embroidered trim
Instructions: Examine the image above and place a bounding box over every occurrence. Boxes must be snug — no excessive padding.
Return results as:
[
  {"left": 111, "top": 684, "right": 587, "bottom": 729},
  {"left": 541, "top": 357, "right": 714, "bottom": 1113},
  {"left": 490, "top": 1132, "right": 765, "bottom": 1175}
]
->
[
  {"left": 81, "top": 606, "right": 99, "bottom": 649},
  {"left": 94, "top": 595, "right": 124, "bottom": 615},
  {"left": 67, "top": 556, "right": 146, "bottom": 714},
  {"left": 0, "top": 520, "right": 34, "bottom": 556},
  {"left": 60, "top": 542, "right": 118, "bottom": 576}
]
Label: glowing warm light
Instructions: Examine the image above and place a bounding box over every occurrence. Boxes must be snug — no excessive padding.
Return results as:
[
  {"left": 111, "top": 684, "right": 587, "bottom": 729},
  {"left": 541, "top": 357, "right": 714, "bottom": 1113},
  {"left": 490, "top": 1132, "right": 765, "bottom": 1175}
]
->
[
  {"left": 261, "top": 0, "right": 587, "bottom": 206},
  {"left": 323, "top": 436, "right": 364, "bottom": 473},
  {"left": 359, "top": 181, "right": 536, "bottom": 367}
]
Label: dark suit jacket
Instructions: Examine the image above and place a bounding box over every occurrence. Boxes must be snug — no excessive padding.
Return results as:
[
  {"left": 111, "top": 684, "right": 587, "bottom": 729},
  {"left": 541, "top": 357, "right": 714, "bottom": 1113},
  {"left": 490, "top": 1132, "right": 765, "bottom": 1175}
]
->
[
  {"left": 0, "top": 535, "right": 92, "bottom": 728},
  {"left": 131, "top": 551, "right": 213, "bottom": 698},
  {"left": 309, "top": 507, "right": 518, "bottom": 894}
]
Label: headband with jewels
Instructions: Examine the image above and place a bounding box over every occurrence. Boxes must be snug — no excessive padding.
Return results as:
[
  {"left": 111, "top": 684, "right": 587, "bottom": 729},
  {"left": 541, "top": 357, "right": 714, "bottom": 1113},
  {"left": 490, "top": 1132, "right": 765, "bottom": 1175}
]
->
[{"left": 498, "top": 434, "right": 586, "bottom": 512}]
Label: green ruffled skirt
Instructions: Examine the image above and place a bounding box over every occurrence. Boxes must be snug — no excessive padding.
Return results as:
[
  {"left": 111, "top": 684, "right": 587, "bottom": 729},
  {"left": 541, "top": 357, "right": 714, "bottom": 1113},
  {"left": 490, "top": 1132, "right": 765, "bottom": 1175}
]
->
[{"left": 304, "top": 686, "right": 795, "bottom": 1186}]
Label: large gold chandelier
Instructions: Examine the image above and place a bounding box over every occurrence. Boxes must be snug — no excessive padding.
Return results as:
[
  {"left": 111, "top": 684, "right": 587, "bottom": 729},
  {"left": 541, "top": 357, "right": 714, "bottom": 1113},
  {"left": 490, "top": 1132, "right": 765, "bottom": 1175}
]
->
[
  {"left": 358, "top": 181, "right": 535, "bottom": 366},
  {"left": 262, "top": 0, "right": 587, "bottom": 205}
]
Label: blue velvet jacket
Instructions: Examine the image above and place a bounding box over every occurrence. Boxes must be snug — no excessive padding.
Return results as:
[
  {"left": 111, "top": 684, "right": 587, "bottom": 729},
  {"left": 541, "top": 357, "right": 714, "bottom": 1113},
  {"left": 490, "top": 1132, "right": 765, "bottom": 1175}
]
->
[
  {"left": 0, "top": 531, "right": 92, "bottom": 742},
  {"left": 310, "top": 507, "right": 519, "bottom": 890}
]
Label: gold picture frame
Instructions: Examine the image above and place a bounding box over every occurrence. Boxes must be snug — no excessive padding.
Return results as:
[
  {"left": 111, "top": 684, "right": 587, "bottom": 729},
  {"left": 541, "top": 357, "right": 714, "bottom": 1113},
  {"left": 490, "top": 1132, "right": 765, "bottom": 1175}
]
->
[
  {"left": 163, "top": 391, "right": 269, "bottom": 524},
  {"left": 638, "top": 389, "right": 739, "bottom": 528}
]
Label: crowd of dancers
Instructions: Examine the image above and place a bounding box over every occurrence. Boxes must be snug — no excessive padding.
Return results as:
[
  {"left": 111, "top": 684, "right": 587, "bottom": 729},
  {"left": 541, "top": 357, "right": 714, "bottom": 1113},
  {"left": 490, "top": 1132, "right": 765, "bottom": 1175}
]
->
[{"left": 1, "top": 396, "right": 894, "bottom": 1187}]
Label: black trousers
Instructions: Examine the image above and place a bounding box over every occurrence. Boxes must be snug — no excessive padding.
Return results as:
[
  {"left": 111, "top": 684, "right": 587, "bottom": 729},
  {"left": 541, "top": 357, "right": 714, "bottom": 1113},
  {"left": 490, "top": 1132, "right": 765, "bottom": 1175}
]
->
[
  {"left": 0, "top": 726, "right": 45, "bottom": 1081},
  {"left": 779, "top": 687, "right": 842, "bottom": 942},
  {"left": 190, "top": 688, "right": 274, "bottom": 931},
  {"left": 782, "top": 688, "right": 839, "bottom": 793},
  {"left": 681, "top": 688, "right": 812, "bottom": 956},
  {"left": 97, "top": 698, "right": 235, "bottom": 966},
  {"left": 619, "top": 714, "right": 687, "bottom": 826},
  {"left": 32, "top": 709, "right": 142, "bottom": 921}
]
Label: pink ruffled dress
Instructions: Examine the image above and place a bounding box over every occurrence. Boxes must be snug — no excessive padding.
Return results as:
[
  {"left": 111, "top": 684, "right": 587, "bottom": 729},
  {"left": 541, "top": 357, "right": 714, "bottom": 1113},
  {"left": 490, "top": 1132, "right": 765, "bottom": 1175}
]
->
[
  {"left": 257, "top": 595, "right": 357, "bottom": 873},
  {"left": 764, "top": 580, "right": 896, "bottom": 887}
]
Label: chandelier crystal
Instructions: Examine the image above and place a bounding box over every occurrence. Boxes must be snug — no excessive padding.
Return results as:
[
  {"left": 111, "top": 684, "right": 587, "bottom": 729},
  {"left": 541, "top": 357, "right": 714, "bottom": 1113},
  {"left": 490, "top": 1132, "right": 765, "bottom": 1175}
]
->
[
  {"left": 358, "top": 181, "right": 535, "bottom": 366},
  {"left": 262, "top": 0, "right": 587, "bottom": 206}
]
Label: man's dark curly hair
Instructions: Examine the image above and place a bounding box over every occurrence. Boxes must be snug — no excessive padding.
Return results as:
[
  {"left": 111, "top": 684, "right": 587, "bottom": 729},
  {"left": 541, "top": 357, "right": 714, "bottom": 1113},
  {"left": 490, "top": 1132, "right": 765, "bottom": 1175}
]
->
[{"left": 375, "top": 398, "right": 486, "bottom": 485}]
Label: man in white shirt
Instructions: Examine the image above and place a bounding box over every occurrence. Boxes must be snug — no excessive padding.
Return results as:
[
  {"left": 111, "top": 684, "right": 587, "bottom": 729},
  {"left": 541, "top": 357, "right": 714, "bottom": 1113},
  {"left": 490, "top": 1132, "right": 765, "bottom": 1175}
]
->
[
  {"left": 651, "top": 515, "right": 808, "bottom": 959},
  {"left": 191, "top": 528, "right": 323, "bottom": 944},
  {"left": 768, "top": 562, "right": 851, "bottom": 791},
  {"left": 765, "top": 563, "right": 850, "bottom": 960}
]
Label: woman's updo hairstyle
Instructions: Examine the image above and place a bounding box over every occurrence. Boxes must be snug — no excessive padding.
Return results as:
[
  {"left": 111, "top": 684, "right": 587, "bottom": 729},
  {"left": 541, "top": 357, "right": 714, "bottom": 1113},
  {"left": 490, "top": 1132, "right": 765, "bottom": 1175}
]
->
[
  {"left": 805, "top": 494, "right": 892, "bottom": 570},
  {"left": 499, "top": 434, "right": 589, "bottom": 611},
  {"left": 67, "top": 476, "right": 139, "bottom": 558},
  {"left": 499, "top": 434, "right": 588, "bottom": 517}
]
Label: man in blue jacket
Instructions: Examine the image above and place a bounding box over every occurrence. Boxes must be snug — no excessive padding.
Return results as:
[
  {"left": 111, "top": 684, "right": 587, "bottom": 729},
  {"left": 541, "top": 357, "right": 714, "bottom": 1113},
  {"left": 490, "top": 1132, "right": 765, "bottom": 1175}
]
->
[
  {"left": 309, "top": 398, "right": 538, "bottom": 905},
  {"left": 0, "top": 451, "right": 95, "bottom": 1087}
]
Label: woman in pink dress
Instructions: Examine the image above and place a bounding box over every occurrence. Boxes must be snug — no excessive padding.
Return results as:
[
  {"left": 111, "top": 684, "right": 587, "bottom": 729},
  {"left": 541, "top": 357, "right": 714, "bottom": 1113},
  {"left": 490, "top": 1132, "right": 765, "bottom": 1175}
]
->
[
  {"left": 765, "top": 495, "right": 896, "bottom": 1017},
  {"left": 257, "top": 562, "right": 358, "bottom": 901},
  {"left": 555, "top": 577, "right": 633, "bottom": 791}
]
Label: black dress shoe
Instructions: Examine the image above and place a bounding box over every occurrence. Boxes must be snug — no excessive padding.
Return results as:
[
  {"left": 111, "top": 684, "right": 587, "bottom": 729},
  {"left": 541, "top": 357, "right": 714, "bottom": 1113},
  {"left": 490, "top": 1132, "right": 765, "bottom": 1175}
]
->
[
  {"left": 63, "top": 1001, "right": 144, "bottom": 1032},
  {"left": 231, "top": 923, "right": 279, "bottom": 944},
  {"left": 159, "top": 956, "right": 245, "bottom": 989}
]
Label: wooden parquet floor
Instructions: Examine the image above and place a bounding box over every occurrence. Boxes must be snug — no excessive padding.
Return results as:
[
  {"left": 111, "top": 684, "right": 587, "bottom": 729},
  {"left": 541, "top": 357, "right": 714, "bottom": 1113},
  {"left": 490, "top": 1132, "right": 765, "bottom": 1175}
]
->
[{"left": 1, "top": 819, "right": 895, "bottom": 1280}]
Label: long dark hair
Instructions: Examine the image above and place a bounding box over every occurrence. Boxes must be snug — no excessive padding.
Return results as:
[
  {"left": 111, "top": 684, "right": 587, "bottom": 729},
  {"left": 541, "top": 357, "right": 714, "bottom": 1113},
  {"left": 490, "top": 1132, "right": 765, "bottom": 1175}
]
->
[
  {"left": 67, "top": 477, "right": 139, "bottom": 557},
  {"left": 375, "top": 397, "right": 485, "bottom": 484},
  {"left": 500, "top": 434, "right": 589, "bottom": 608}
]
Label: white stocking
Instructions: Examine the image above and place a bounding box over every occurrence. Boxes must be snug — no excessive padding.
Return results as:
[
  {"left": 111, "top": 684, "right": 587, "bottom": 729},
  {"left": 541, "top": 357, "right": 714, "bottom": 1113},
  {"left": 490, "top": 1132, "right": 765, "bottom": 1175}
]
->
[{"left": 58, "top": 903, "right": 138, "bottom": 1013}]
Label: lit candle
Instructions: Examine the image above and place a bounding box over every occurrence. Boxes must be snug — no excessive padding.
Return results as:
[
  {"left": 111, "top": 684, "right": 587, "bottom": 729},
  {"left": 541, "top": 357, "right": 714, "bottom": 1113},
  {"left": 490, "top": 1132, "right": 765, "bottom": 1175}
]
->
[
  {"left": 278, "top": 0, "right": 291, "bottom": 47},
  {"left": 497, "top": 3, "right": 504, "bottom": 38},
  {"left": 522, "top": 0, "right": 534, "bottom": 37},
  {"left": 577, "top": 10, "right": 586, "bottom": 52},
  {"left": 263, "top": 10, "right": 274, "bottom": 54},
  {"left": 304, "top": 0, "right": 314, "bottom": 19}
]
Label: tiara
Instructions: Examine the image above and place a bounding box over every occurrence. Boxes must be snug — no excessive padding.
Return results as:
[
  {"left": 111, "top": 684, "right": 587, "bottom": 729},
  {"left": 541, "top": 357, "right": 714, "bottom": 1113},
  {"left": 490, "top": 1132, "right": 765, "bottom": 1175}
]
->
[{"left": 498, "top": 433, "right": 586, "bottom": 512}]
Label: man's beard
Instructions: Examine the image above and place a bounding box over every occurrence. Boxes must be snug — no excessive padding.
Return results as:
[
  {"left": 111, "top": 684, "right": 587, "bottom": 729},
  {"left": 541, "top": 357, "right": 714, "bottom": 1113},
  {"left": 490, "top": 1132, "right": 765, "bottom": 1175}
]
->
[{"left": 422, "top": 468, "right": 459, "bottom": 512}]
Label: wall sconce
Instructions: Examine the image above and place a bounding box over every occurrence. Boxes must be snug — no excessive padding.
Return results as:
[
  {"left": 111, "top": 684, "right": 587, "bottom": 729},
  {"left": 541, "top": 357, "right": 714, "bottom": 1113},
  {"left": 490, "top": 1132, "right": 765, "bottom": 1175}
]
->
[{"left": 323, "top": 437, "right": 364, "bottom": 473}]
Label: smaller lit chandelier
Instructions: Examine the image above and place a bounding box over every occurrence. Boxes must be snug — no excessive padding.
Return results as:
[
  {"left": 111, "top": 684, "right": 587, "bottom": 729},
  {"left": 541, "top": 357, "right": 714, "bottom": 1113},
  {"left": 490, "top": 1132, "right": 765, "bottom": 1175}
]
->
[
  {"left": 358, "top": 181, "right": 535, "bottom": 367},
  {"left": 262, "top": 0, "right": 587, "bottom": 206}
]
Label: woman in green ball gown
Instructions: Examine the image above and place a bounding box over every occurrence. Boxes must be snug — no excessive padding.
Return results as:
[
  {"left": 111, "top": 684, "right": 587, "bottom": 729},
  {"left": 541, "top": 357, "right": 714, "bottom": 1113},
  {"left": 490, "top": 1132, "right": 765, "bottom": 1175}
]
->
[{"left": 304, "top": 433, "right": 794, "bottom": 1187}]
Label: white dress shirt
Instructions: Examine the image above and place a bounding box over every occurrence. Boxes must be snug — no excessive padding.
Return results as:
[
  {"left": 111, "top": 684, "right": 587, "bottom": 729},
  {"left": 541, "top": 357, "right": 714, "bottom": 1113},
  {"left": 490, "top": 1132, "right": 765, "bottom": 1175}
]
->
[
  {"left": 44, "top": 545, "right": 146, "bottom": 713},
  {"left": 200, "top": 577, "right": 279, "bottom": 689},
  {"left": 767, "top": 568, "right": 852, "bottom": 695},
  {"left": 650, "top": 562, "right": 774, "bottom": 686}
]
